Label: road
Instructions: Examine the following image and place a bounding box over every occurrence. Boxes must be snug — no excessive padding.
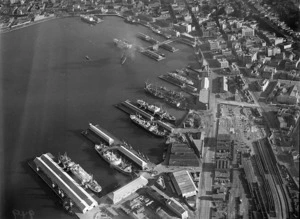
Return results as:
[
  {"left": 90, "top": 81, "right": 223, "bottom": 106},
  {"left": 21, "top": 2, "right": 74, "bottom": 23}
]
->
[
  {"left": 217, "top": 99, "right": 259, "bottom": 108},
  {"left": 195, "top": 66, "right": 218, "bottom": 219}
]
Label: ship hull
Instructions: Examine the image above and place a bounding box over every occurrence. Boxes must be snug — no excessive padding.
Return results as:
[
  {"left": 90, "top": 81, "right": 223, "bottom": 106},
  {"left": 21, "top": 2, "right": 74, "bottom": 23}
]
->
[
  {"left": 95, "top": 148, "right": 132, "bottom": 176},
  {"left": 130, "top": 117, "right": 165, "bottom": 137}
]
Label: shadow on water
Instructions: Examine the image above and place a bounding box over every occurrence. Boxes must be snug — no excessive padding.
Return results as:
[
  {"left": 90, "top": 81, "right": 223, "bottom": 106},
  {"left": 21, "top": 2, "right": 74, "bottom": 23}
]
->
[
  {"left": 66, "top": 129, "right": 86, "bottom": 142},
  {"left": 2, "top": 160, "right": 66, "bottom": 218}
]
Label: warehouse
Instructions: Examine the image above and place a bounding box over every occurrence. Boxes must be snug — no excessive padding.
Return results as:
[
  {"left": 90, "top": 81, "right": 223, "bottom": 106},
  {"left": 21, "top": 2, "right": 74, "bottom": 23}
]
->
[
  {"left": 108, "top": 176, "right": 148, "bottom": 204},
  {"left": 171, "top": 170, "right": 198, "bottom": 198},
  {"left": 168, "top": 143, "right": 199, "bottom": 167},
  {"left": 34, "top": 153, "right": 97, "bottom": 214},
  {"left": 118, "top": 146, "right": 148, "bottom": 170},
  {"left": 89, "top": 123, "right": 114, "bottom": 145},
  {"left": 220, "top": 76, "right": 228, "bottom": 92},
  {"left": 166, "top": 198, "right": 188, "bottom": 219}
]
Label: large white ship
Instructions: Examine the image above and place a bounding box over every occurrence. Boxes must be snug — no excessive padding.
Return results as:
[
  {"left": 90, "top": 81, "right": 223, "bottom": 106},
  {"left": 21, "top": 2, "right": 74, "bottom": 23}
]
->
[
  {"left": 113, "top": 38, "right": 132, "bottom": 49},
  {"left": 167, "top": 72, "right": 194, "bottom": 85}
]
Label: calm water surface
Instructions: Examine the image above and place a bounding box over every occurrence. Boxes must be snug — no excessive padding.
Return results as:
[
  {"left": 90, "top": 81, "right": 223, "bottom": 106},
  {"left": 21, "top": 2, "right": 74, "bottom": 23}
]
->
[{"left": 0, "top": 16, "right": 195, "bottom": 219}]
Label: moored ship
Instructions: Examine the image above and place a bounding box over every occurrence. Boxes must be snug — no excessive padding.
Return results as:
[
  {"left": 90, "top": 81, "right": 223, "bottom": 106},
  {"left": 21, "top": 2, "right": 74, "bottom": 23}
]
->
[
  {"left": 136, "top": 99, "right": 176, "bottom": 121},
  {"left": 167, "top": 72, "right": 194, "bottom": 85},
  {"left": 144, "top": 83, "right": 165, "bottom": 99},
  {"left": 95, "top": 144, "right": 132, "bottom": 175},
  {"left": 130, "top": 114, "right": 166, "bottom": 137},
  {"left": 113, "top": 38, "right": 132, "bottom": 49},
  {"left": 80, "top": 15, "right": 102, "bottom": 24},
  {"left": 58, "top": 154, "right": 102, "bottom": 193}
]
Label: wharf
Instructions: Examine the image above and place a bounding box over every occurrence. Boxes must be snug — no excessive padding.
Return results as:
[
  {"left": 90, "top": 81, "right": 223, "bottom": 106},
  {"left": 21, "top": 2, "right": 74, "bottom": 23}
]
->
[
  {"left": 28, "top": 159, "right": 101, "bottom": 218},
  {"left": 116, "top": 100, "right": 176, "bottom": 133},
  {"left": 122, "top": 99, "right": 154, "bottom": 120},
  {"left": 158, "top": 75, "right": 198, "bottom": 96},
  {"left": 137, "top": 32, "right": 178, "bottom": 53}
]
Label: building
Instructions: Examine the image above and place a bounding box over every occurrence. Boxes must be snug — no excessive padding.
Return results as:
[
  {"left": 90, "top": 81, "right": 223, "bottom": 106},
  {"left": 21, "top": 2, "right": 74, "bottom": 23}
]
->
[
  {"left": 89, "top": 123, "right": 114, "bottom": 145},
  {"left": 168, "top": 143, "right": 199, "bottom": 167},
  {"left": 108, "top": 176, "right": 148, "bottom": 204},
  {"left": 118, "top": 146, "right": 148, "bottom": 170},
  {"left": 208, "top": 39, "right": 220, "bottom": 50},
  {"left": 217, "top": 58, "right": 229, "bottom": 68},
  {"left": 241, "top": 27, "right": 254, "bottom": 37},
  {"left": 198, "top": 89, "right": 209, "bottom": 106},
  {"left": 34, "top": 153, "right": 98, "bottom": 214},
  {"left": 256, "top": 79, "right": 269, "bottom": 92},
  {"left": 277, "top": 95, "right": 298, "bottom": 105},
  {"left": 220, "top": 76, "right": 228, "bottom": 92},
  {"left": 200, "top": 77, "right": 209, "bottom": 89},
  {"left": 166, "top": 198, "right": 188, "bottom": 219},
  {"left": 216, "top": 134, "right": 232, "bottom": 153},
  {"left": 171, "top": 170, "right": 198, "bottom": 198}
]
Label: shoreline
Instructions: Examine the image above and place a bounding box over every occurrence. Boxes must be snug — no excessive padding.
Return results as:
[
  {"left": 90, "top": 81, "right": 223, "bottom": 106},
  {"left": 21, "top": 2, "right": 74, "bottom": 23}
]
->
[{"left": 0, "top": 14, "right": 78, "bottom": 34}]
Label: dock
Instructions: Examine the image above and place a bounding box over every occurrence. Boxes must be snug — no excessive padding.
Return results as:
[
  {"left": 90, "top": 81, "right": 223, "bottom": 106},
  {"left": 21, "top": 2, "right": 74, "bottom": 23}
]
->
[
  {"left": 137, "top": 32, "right": 178, "bottom": 53},
  {"left": 122, "top": 99, "right": 154, "bottom": 120},
  {"left": 116, "top": 100, "right": 176, "bottom": 133},
  {"left": 29, "top": 153, "right": 100, "bottom": 216}
]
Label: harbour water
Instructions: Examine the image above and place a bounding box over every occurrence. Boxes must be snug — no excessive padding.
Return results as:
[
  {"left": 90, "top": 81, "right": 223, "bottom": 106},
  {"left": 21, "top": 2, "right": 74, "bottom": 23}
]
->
[{"left": 0, "top": 16, "right": 195, "bottom": 219}]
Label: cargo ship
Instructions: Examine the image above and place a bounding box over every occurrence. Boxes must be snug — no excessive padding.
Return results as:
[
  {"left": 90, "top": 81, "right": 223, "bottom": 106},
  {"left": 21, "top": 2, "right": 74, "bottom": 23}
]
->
[
  {"left": 144, "top": 82, "right": 165, "bottom": 99},
  {"left": 136, "top": 99, "right": 176, "bottom": 121},
  {"left": 58, "top": 154, "right": 102, "bottom": 193},
  {"left": 140, "top": 49, "right": 165, "bottom": 61},
  {"left": 113, "top": 38, "right": 132, "bottom": 49},
  {"left": 130, "top": 114, "right": 166, "bottom": 137},
  {"left": 80, "top": 15, "right": 102, "bottom": 24},
  {"left": 167, "top": 72, "right": 194, "bottom": 85},
  {"left": 95, "top": 144, "right": 133, "bottom": 175}
]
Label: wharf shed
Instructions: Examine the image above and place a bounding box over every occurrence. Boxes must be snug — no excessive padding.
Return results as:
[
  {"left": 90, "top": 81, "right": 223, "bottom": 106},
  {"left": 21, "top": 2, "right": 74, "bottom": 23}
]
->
[
  {"left": 89, "top": 123, "right": 114, "bottom": 145},
  {"left": 34, "top": 153, "right": 97, "bottom": 214},
  {"left": 166, "top": 197, "right": 188, "bottom": 219},
  {"left": 171, "top": 170, "right": 198, "bottom": 198},
  {"left": 168, "top": 143, "right": 199, "bottom": 167},
  {"left": 118, "top": 146, "right": 148, "bottom": 170},
  {"left": 157, "top": 120, "right": 174, "bottom": 133},
  {"left": 108, "top": 176, "right": 148, "bottom": 204}
]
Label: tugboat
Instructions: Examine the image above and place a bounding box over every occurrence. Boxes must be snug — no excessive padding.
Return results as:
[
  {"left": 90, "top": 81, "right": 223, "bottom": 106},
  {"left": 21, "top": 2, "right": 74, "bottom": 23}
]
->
[
  {"left": 95, "top": 144, "right": 133, "bottom": 175},
  {"left": 130, "top": 114, "right": 167, "bottom": 137}
]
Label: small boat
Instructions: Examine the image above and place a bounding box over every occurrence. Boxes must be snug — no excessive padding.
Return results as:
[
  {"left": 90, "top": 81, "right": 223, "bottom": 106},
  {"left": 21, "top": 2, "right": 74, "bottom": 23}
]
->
[
  {"left": 121, "top": 52, "right": 127, "bottom": 65},
  {"left": 85, "top": 55, "right": 90, "bottom": 60}
]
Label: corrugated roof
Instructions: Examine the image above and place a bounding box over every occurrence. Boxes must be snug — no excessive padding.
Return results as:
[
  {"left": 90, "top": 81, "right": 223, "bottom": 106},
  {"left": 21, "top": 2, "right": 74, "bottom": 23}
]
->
[{"left": 171, "top": 170, "right": 197, "bottom": 197}]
